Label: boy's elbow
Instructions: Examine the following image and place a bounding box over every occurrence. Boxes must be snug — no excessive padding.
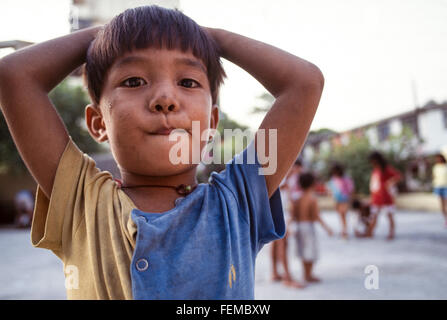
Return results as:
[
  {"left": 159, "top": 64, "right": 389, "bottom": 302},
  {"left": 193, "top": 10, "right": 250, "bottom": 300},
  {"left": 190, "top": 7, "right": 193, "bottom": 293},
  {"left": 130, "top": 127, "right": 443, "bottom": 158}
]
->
[
  {"left": 304, "top": 63, "right": 325, "bottom": 92},
  {"left": 285, "top": 62, "right": 324, "bottom": 98},
  {"left": 313, "top": 64, "right": 325, "bottom": 90}
]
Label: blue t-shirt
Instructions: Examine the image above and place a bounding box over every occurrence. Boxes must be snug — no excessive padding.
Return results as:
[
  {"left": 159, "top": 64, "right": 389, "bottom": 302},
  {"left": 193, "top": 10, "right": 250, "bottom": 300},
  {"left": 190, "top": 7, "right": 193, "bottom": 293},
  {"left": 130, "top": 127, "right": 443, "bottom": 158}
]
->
[{"left": 130, "top": 142, "right": 285, "bottom": 299}]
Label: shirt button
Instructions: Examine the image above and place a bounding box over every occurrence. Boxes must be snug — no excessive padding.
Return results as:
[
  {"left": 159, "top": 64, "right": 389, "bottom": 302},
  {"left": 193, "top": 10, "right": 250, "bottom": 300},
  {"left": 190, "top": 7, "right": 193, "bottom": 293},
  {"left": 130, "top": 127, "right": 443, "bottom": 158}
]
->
[{"left": 136, "top": 258, "right": 149, "bottom": 272}]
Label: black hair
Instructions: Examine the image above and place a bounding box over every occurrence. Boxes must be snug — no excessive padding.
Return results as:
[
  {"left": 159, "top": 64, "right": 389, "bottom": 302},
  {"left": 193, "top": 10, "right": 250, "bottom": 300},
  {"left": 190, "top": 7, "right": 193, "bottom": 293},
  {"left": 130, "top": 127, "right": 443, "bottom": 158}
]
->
[
  {"left": 298, "top": 172, "right": 315, "bottom": 190},
  {"left": 435, "top": 153, "right": 447, "bottom": 164},
  {"left": 351, "top": 198, "right": 362, "bottom": 210},
  {"left": 368, "top": 151, "right": 387, "bottom": 170},
  {"left": 330, "top": 163, "right": 344, "bottom": 177},
  {"left": 85, "top": 5, "right": 226, "bottom": 106}
]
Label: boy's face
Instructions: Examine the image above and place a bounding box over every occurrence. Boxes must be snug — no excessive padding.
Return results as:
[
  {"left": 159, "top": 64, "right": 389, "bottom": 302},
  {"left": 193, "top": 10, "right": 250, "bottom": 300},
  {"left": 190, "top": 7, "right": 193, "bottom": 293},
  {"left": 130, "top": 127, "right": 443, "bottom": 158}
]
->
[{"left": 86, "top": 47, "right": 219, "bottom": 177}]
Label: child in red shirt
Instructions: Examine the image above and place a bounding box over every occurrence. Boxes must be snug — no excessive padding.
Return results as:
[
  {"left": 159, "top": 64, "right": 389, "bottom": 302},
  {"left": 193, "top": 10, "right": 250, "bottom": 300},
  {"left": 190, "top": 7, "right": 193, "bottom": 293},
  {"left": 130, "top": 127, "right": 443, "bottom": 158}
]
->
[{"left": 368, "top": 151, "right": 401, "bottom": 240}]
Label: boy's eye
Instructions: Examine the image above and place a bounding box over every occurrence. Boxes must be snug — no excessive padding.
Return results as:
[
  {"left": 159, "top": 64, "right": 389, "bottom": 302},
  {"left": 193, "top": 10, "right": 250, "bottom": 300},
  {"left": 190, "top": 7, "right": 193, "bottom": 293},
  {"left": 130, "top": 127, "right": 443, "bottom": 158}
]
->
[
  {"left": 179, "top": 78, "right": 200, "bottom": 88},
  {"left": 121, "top": 77, "right": 146, "bottom": 88}
]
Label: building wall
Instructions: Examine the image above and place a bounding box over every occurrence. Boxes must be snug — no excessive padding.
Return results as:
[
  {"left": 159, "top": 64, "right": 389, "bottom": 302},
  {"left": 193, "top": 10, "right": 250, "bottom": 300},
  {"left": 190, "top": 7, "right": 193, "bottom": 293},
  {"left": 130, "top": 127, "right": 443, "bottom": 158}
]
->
[
  {"left": 390, "top": 118, "right": 402, "bottom": 136},
  {"left": 418, "top": 109, "right": 447, "bottom": 155}
]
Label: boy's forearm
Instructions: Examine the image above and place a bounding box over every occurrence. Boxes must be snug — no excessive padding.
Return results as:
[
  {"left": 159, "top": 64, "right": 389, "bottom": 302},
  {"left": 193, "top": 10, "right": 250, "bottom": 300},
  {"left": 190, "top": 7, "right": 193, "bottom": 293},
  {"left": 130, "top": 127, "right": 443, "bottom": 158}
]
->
[
  {"left": 205, "top": 27, "right": 323, "bottom": 98},
  {"left": 0, "top": 26, "right": 102, "bottom": 92}
]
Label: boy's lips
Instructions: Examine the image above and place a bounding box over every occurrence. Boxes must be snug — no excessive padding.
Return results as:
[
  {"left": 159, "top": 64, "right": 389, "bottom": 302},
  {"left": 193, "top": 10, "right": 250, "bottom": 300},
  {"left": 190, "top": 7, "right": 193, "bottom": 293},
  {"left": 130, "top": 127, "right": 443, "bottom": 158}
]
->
[
  {"left": 152, "top": 127, "right": 174, "bottom": 135},
  {"left": 147, "top": 126, "right": 192, "bottom": 136}
]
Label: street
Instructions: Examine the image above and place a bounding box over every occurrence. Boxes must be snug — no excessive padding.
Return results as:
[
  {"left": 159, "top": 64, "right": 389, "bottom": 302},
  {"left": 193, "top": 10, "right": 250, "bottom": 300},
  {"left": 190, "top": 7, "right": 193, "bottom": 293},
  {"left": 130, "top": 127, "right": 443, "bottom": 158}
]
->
[{"left": 0, "top": 210, "right": 446, "bottom": 299}]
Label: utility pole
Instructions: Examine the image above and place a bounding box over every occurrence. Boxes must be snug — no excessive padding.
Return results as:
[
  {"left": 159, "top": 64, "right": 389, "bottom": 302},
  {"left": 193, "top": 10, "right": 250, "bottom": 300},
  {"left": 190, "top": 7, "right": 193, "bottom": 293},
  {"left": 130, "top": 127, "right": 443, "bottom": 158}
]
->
[{"left": 411, "top": 79, "right": 421, "bottom": 141}]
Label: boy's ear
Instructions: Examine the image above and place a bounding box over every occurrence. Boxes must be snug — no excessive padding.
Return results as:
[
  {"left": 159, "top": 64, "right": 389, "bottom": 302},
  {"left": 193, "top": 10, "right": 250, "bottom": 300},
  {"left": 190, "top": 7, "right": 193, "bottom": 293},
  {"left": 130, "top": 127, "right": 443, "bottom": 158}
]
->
[
  {"left": 85, "top": 104, "right": 108, "bottom": 143},
  {"left": 210, "top": 104, "right": 219, "bottom": 130}
]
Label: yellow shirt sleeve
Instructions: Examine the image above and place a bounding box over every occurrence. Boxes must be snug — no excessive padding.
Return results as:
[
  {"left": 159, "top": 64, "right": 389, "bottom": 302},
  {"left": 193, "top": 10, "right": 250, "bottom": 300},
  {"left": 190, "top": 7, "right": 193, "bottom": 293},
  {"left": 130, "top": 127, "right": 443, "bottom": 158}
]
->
[{"left": 30, "top": 137, "right": 137, "bottom": 299}]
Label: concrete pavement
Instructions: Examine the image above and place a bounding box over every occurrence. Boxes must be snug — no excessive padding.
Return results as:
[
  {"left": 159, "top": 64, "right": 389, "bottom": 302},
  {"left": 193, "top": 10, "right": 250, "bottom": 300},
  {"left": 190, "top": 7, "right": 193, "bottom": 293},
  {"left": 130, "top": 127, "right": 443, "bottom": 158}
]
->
[{"left": 0, "top": 210, "right": 446, "bottom": 299}]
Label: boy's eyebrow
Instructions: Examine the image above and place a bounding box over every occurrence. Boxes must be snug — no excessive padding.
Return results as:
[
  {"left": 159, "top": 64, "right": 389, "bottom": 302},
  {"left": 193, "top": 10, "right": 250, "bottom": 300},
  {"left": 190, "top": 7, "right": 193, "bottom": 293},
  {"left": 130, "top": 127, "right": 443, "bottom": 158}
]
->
[
  {"left": 112, "top": 55, "right": 207, "bottom": 74},
  {"left": 173, "top": 57, "right": 207, "bottom": 74},
  {"left": 113, "top": 55, "right": 147, "bottom": 69}
]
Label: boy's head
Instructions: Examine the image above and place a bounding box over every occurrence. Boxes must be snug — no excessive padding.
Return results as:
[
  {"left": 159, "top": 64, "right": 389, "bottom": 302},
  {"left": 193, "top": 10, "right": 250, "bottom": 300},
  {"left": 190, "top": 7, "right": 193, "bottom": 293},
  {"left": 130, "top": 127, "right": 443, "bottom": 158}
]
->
[
  {"left": 84, "top": 5, "right": 225, "bottom": 107},
  {"left": 368, "top": 151, "right": 387, "bottom": 170},
  {"left": 351, "top": 198, "right": 362, "bottom": 210},
  {"left": 293, "top": 159, "right": 302, "bottom": 173},
  {"left": 330, "top": 163, "right": 344, "bottom": 177},
  {"left": 83, "top": 6, "right": 226, "bottom": 177},
  {"left": 298, "top": 172, "right": 315, "bottom": 191},
  {"left": 435, "top": 153, "right": 446, "bottom": 164}
]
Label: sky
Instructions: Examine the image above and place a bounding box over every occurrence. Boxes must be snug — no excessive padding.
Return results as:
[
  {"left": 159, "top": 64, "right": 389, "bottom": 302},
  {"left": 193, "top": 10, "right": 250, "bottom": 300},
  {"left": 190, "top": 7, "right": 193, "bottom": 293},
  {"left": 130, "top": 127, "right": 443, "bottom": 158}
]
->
[{"left": 1, "top": 0, "right": 446, "bottom": 133}]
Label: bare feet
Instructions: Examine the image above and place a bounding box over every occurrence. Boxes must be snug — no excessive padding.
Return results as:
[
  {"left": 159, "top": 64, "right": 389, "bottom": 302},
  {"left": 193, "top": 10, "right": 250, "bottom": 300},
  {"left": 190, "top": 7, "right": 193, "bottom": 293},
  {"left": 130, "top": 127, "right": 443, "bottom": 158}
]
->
[
  {"left": 386, "top": 233, "right": 395, "bottom": 241},
  {"left": 272, "top": 274, "right": 283, "bottom": 282},
  {"left": 341, "top": 231, "right": 349, "bottom": 240},
  {"left": 283, "top": 278, "right": 306, "bottom": 288},
  {"left": 305, "top": 276, "right": 321, "bottom": 283}
]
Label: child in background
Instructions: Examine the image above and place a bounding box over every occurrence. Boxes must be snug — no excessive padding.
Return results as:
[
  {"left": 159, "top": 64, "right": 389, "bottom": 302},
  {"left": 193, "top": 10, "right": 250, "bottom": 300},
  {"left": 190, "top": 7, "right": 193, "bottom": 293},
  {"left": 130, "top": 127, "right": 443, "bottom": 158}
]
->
[
  {"left": 327, "top": 163, "right": 354, "bottom": 239},
  {"left": 286, "top": 160, "right": 303, "bottom": 201},
  {"left": 351, "top": 198, "right": 373, "bottom": 238},
  {"left": 271, "top": 162, "right": 305, "bottom": 288},
  {"left": 432, "top": 153, "right": 447, "bottom": 227},
  {"left": 368, "top": 151, "right": 401, "bottom": 240},
  {"left": 13, "top": 189, "right": 34, "bottom": 228},
  {"left": 291, "top": 172, "right": 333, "bottom": 283}
]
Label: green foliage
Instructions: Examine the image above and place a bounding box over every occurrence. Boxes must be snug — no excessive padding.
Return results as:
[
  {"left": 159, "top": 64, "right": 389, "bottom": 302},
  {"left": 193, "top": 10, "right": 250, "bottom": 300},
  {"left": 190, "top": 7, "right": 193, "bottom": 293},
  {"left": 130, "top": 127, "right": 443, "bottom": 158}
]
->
[
  {"left": 217, "top": 110, "right": 249, "bottom": 135},
  {"left": 309, "top": 128, "right": 337, "bottom": 135},
  {"left": 313, "top": 135, "right": 373, "bottom": 195},
  {"left": 381, "top": 126, "right": 420, "bottom": 177},
  {"left": 0, "top": 79, "right": 102, "bottom": 174},
  {"left": 0, "top": 114, "right": 25, "bottom": 174},
  {"left": 48, "top": 80, "right": 103, "bottom": 154},
  {"left": 197, "top": 110, "right": 252, "bottom": 183},
  {"left": 250, "top": 92, "right": 274, "bottom": 114},
  {"left": 215, "top": 110, "right": 251, "bottom": 164}
]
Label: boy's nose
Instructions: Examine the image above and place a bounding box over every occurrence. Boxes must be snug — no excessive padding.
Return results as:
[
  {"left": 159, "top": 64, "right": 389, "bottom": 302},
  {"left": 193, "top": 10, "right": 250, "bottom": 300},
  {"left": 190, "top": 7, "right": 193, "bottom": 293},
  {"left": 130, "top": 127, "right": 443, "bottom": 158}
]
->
[{"left": 148, "top": 93, "right": 179, "bottom": 114}]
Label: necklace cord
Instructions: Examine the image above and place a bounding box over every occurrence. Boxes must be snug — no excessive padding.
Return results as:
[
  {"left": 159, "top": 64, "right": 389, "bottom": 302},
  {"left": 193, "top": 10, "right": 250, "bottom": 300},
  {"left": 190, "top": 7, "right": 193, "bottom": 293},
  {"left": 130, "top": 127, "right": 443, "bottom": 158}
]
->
[{"left": 118, "top": 181, "right": 198, "bottom": 196}]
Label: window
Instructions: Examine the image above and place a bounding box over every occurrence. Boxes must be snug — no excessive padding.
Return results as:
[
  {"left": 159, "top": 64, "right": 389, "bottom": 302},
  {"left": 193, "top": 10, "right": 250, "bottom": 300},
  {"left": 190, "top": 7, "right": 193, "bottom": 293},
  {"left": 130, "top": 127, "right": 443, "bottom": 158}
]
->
[{"left": 377, "top": 122, "right": 390, "bottom": 142}]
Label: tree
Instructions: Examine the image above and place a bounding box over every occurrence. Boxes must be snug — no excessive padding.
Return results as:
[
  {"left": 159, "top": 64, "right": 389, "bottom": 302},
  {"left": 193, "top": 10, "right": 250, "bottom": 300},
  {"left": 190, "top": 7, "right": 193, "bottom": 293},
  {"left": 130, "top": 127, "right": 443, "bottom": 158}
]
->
[
  {"left": 312, "top": 134, "right": 373, "bottom": 195},
  {"left": 250, "top": 92, "right": 274, "bottom": 114},
  {"left": 197, "top": 109, "right": 252, "bottom": 183},
  {"left": 217, "top": 109, "right": 250, "bottom": 135},
  {"left": 0, "top": 79, "right": 103, "bottom": 174}
]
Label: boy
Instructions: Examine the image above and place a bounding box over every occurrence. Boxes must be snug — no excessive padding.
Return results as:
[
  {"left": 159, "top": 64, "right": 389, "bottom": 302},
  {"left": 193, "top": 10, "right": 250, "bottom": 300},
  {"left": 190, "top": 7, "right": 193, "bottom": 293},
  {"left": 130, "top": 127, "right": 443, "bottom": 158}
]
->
[
  {"left": 270, "top": 160, "right": 305, "bottom": 288},
  {"left": 291, "top": 172, "right": 332, "bottom": 283},
  {"left": 0, "top": 6, "right": 324, "bottom": 299},
  {"left": 351, "top": 198, "right": 373, "bottom": 238}
]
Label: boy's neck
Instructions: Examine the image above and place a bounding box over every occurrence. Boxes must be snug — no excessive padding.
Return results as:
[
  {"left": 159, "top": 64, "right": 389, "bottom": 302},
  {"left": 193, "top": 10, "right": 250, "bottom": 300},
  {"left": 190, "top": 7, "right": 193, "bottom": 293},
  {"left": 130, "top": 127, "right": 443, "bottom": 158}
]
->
[
  {"left": 119, "top": 167, "right": 199, "bottom": 213},
  {"left": 301, "top": 189, "right": 313, "bottom": 196},
  {"left": 119, "top": 166, "right": 198, "bottom": 188}
]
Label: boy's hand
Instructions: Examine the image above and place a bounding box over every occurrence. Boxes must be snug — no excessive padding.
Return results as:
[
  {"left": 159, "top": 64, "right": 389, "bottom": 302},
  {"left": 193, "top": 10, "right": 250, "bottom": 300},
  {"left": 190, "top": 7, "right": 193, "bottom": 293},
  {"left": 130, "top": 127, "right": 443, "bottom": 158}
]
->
[{"left": 203, "top": 27, "right": 324, "bottom": 197}]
